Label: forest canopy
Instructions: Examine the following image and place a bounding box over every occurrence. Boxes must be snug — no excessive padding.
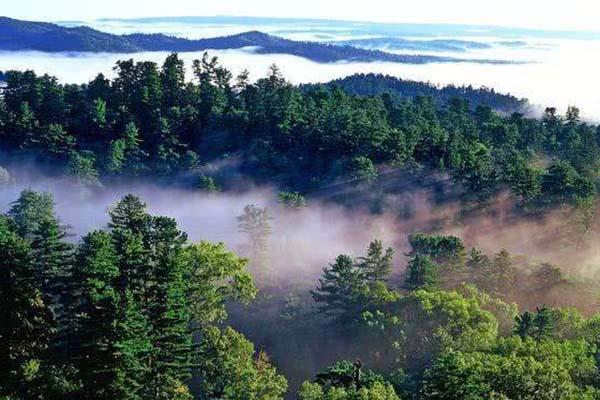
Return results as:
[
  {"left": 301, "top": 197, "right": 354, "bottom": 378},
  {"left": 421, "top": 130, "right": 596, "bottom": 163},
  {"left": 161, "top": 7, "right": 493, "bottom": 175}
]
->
[
  {"left": 3, "top": 190, "right": 600, "bottom": 399},
  {"left": 3, "top": 53, "right": 600, "bottom": 400}
]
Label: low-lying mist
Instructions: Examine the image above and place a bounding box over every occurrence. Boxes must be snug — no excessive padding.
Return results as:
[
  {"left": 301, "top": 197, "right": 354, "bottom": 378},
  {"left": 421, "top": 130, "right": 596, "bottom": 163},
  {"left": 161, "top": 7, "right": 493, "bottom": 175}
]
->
[
  {"left": 5, "top": 163, "right": 600, "bottom": 394},
  {"left": 0, "top": 169, "right": 399, "bottom": 282},
  {"left": 3, "top": 164, "right": 600, "bottom": 286}
]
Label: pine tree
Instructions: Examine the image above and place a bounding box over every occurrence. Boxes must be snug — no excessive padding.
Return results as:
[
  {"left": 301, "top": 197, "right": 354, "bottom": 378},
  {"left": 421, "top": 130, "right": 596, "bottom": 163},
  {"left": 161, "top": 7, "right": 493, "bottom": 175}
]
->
[
  {"left": 532, "top": 305, "right": 555, "bottom": 341},
  {"left": 0, "top": 217, "right": 54, "bottom": 398},
  {"left": 356, "top": 240, "right": 394, "bottom": 282},
  {"left": 30, "top": 217, "right": 73, "bottom": 310},
  {"left": 161, "top": 53, "right": 186, "bottom": 110},
  {"left": 311, "top": 255, "right": 365, "bottom": 324},
  {"left": 514, "top": 311, "right": 534, "bottom": 338},
  {"left": 404, "top": 254, "right": 438, "bottom": 290},
  {"left": 72, "top": 230, "right": 121, "bottom": 399},
  {"left": 108, "top": 195, "right": 195, "bottom": 399},
  {"left": 8, "top": 191, "right": 73, "bottom": 298},
  {"left": 109, "top": 195, "right": 152, "bottom": 299},
  {"left": 143, "top": 217, "right": 193, "bottom": 400},
  {"left": 120, "top": 122, "right": 148, "bottom": 176},
  {"left": 115, "top": 290, "right": 153, "bottom": 400},
  {"left": 8, "top": 190, "right": 74, "bottom": 366},
  {"left": 108, "top": 194, "right": 152, "bottom": 234},
  {"left": 72, "top": 230, "right": 152, "bottom": 400},
  {"left": 8, "top": 190, "right": 56, "bottom": 241},
  {"left": 489, "top": 249, "right": 516, "bottom": 293},
  {"left": 513, "top": 306, "right": 555, "bottom": 341}
]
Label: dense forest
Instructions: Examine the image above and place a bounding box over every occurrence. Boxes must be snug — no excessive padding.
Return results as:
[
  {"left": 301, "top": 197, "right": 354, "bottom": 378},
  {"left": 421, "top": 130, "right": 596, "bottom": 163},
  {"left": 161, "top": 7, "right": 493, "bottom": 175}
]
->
[
  {"left": 302, "top": 73, "right": 528, "bottom": 113},
  {"left": 3, "top": 53, "right": 600, "bottom": 400},
  {"left": 0, "top": 53, "right": 597, "bottom": 207}
]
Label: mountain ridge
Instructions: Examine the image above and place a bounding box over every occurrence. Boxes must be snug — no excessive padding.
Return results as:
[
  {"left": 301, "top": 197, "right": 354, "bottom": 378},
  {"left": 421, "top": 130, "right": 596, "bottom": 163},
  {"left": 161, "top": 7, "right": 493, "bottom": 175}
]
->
[{"left": 0, "top": 16, "right": 516, "bottom": 65}]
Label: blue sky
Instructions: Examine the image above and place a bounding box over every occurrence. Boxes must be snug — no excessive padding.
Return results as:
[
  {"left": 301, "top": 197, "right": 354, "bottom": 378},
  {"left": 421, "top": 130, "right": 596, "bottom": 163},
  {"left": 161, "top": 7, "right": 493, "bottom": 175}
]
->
[{"left": 3, "top": 0, "right": 599, "bottom": 31}]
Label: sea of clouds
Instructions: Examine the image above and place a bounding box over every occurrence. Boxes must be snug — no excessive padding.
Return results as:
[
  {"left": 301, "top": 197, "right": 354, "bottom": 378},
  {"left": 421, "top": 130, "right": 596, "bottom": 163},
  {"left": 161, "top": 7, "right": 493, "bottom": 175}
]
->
[{"left": 1, "top": 18, "right": 599, "bottom": 120}]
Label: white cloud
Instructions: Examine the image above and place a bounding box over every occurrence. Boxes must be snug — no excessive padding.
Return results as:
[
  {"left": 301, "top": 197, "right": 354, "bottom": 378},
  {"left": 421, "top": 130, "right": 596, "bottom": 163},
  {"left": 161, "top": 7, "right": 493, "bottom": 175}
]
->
[{"left": 4, "top": 0, "right": 600, "bottom": 31}]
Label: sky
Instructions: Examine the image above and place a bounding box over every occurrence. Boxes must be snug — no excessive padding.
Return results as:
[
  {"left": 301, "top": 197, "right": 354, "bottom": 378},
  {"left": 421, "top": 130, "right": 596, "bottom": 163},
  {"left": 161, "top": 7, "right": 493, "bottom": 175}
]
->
[{"left": 3, "top": 0, "right": 600, "bottom": 31}]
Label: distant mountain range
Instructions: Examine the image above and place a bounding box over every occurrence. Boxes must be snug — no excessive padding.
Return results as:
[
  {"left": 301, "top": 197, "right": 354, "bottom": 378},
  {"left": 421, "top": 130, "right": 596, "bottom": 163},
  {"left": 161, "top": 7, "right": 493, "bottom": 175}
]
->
[
  {"left": 0, "top": 17, "right": 515, "bottom": 64},
  {"left": 302, "top": 73, "right": 528, "bottom": 113},
  {"left": 84, "top": 16, "right": 600, "bottom": 41}
]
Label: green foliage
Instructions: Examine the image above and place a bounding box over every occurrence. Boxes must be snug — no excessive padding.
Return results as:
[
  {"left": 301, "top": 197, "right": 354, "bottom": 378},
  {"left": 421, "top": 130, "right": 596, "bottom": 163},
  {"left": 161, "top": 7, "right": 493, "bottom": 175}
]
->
[
  {"left": 0, "top": 191, "right": 287, "bottom": 399},
  {"left": 197, "top": 175, "right": 222, "bottom": 192},
  {"left": 455, "top": 285, "right": 518, "bottom": 336},
  {"left": 24, "top": 123, "right": 76, "bottom": 157},
  {"left": 278, "top": 191, "right": 308, "bottom": 209},
  {"left": 71, "top": 230, "right": 151, "bottom": 400},
  {"left": 312, "top": 241, "right": 399, "bottom": 326},
  {"left": 105, "top": 122, "right": 149, "bottom": 176},
  {"left": 105, "top": 196, "right": 195, "bottom": 398},
  {"left": 404, "top": 255, "right": 438, "bottom": 290},
  {"left": 68, "top": 150, "right": 101, "bottom": 187},
  {"left": 8, "top": 190, "right": 57, "bottom": 241},
  {"left": 466, "top": 248, "right": 490, "bottom": 270},
  {"left": 356, "top": 239, "right": 395, "bottom": 282},
  {"left": 0, "top": 217, "right": 54, "bottom": 399},
  {"left": 7, "top": 190, "right": 73, "bottom": 353},
  {"left": 299, "top": 361, "right": 401, "bottom": 400},
  {"left": 107, "top": 138, "right": 127, "bottom": 173},
  {"left": 514, "top": 305, "right": 555, "bottom": 341},
  {"left": 542, "top": 160, "right": 596, "bottom": 204},
  {"left": 380, "top": 290, "right": 498, "bottom": 374},
  {"left": 486, "top": 250, "right": 517, "bottom": 294},
  {"left": 407, "top": 233, "right": 466, "bottom": 269},
  {"left": 5, "top": 55, "right": 600, "bottom": 399},
  {"left": 298, "top": 381, "right": 400, "bottom": 400},
  {"left": 312, "top": 254, "right": 367, "bottom": 324},
  {"left": 183, "top": 241, "right": 257, "bottom": 327},
  {"left": 403, "top": 233, "right": 468, "bottom": 291},
  {"left": 314, "top": 361, "right": 383, "bottom": 389},
  {"left": 5, "top": 188, "right": 600, "bottom": 400},
  {"left": 196, "top": 326, "right": 288, "bottom": 400},
  {"left": 422, "top": 337, "right": 600, "bottom": 400},
  {"left": 347, "top": 156, "right": 378, "bottom": 186},
  {"left": 91, "top": 98, "right": 107, "bottom": 128}
]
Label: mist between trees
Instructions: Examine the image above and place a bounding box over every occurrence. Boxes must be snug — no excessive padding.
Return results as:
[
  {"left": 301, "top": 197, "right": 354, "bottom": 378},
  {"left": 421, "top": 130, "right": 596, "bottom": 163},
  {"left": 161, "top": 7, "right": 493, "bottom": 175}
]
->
[{"left": 3, "top": 163, "right": 600, "bottom": 397}]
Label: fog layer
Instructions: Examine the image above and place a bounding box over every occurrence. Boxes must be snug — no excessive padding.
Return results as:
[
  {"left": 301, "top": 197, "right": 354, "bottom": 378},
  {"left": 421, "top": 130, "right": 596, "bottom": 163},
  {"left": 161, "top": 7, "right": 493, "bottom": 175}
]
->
[{"left": 2, "top": 168, "right": 600, "bottom": 285}]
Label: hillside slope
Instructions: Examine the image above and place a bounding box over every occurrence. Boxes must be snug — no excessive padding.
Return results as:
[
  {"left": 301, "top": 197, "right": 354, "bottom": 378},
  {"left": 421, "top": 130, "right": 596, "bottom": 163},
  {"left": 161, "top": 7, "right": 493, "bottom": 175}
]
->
[{"left": 304, "top": 73, "right": 528, "bottom": 112}]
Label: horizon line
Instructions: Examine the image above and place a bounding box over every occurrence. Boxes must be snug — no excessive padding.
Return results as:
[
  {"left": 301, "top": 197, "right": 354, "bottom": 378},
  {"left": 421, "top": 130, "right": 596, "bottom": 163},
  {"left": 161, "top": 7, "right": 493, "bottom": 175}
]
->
[{"left": 3, "top": 14, "right": 597, "bottom": 37}]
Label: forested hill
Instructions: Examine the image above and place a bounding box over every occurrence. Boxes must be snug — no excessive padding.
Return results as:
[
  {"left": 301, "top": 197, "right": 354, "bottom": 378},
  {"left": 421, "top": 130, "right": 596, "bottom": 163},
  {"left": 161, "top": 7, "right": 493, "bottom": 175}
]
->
[
  {"left": 304, "top": 73, "right": 528, "bottom": 113},
  {"left": 0, "top": 16, "right": 512, "bottom": 64},
  {"left": 0, "top": 54, "right": 598, "bottom": 212}
]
